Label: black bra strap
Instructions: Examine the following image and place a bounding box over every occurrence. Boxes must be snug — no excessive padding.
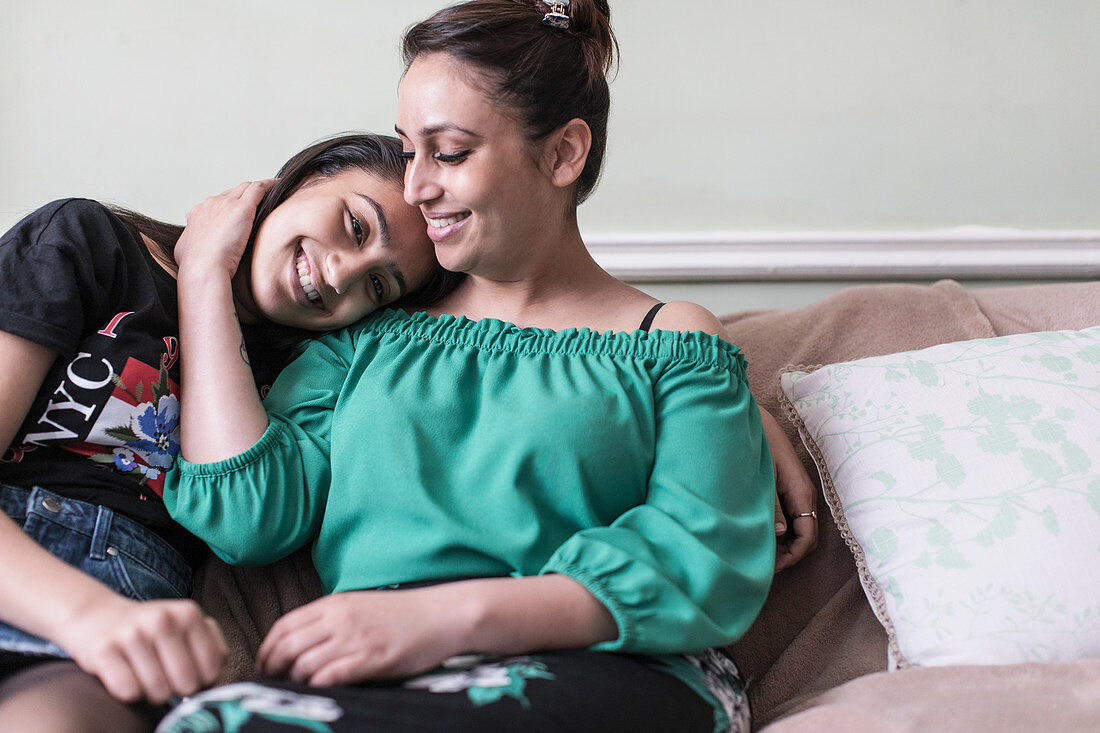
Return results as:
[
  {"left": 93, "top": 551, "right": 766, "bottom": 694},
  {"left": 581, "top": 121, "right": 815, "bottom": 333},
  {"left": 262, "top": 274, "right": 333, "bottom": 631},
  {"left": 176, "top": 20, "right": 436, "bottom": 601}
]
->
[{"left": 639, "top": 302, "right": 666, "bottom": 333}]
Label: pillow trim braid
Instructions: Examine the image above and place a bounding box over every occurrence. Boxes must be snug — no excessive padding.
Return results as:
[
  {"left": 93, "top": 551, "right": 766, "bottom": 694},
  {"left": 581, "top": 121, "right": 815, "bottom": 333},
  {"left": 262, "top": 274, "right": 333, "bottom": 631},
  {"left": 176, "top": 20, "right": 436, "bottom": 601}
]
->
[{"left": 778, "top": 364, "right": 910, "bottom": 669}]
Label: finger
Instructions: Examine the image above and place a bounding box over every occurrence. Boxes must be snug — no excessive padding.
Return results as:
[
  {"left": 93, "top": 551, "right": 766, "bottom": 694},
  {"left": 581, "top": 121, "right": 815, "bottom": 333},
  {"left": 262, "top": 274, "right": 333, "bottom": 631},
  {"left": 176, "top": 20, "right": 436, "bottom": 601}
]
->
[
  {"left": 308, "top": 650, "right": 375, "bottom": 688},
  {"left": 90, "top": 647, "right": 143, "bottom": 703},
  {"left": 778, "top": 535, "right": 814, "bottom": 572},
  {"left": 774, "top": 546, "right": 795, "bottom": 573},
  {"left": 224, "top": 181, "right": 254, "bottom": 197},
  {"left": 153, "top": 623, "right": 201, "bottom": 697},
  {"left": 188, "top": 617, "right": 229, "bottom": 686},
  {"left": 790, "top": 508, "right": 820, "bottom": 538},
  {"left": 119, "top": 633, "right": 174, "bottom": 704},
  {"left": 781, "top": 514, "right": 819, "bottom": 568},
  {"left": 257, "top": 616, "right": 331, "bottom": 679},
  {"left": 255, "top": 608, "right": 304, "bottom": 670},
  {"left": 773, "top": 493, "right": 786, "bottom": 535},
  {"left": 287, "top": 636, "right": 350, "bottom": 684},
  {"left": 240, "top": 178, "right": 276, "bottom": 206}
]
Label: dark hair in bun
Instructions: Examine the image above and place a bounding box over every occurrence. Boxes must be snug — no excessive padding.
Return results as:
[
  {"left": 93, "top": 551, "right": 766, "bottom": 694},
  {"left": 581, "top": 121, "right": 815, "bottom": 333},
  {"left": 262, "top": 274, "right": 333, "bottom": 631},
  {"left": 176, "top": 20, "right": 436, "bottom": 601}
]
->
[{"left": 402, "top": 0, "right": 618, "bottom": 205}]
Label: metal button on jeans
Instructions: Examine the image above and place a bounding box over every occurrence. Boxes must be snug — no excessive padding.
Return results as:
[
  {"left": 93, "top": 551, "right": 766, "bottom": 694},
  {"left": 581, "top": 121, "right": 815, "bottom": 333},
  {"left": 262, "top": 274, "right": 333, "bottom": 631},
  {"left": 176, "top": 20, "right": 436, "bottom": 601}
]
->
[
  {"left": 106, "top": 547, "right": 118, "bottom": 556},
  {"left": 41, "top": 497, "right": 62, "bottom": 513}
]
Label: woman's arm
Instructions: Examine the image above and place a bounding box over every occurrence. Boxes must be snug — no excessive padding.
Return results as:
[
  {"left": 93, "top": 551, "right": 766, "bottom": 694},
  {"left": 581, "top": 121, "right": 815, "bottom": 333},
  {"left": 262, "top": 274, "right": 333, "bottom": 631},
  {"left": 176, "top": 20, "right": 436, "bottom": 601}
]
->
[
  {"left": 175, "top": 180, "right": 274, "bottom": 462},
  {"left": 255, "top": 575, "right": 616, "bottom": 686},
  {"left": 666, "top": 301, "right": 818, "bottom": 570},
  {"left": 538, "top": 301, "right": 774, "bottom": 652},
  {"left": 0, "top": 330, "right": 226, "bottom": 703}
]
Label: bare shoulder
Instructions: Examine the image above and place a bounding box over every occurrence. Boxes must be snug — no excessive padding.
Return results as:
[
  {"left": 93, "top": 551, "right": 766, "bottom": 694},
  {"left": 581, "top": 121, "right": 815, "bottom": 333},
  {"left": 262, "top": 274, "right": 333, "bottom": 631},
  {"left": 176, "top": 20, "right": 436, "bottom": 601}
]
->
[{"left": 649, "top": 300, "right": 725, "bottom": 336}]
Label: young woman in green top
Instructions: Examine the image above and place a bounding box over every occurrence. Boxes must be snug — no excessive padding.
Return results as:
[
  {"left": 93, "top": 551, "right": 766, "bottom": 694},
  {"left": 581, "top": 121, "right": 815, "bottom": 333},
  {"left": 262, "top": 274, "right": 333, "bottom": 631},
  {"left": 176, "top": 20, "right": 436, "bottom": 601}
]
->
[{"left": 160, "top": 2, "right": 817, "bottom": 731}]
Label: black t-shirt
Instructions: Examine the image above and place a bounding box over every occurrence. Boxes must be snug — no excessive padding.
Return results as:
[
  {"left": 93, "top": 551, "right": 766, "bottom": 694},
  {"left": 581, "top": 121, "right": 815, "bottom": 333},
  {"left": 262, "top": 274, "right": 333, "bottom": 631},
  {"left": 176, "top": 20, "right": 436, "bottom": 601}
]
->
[{"left": 0, "top": 199, "right": 278, "bottom": 566}]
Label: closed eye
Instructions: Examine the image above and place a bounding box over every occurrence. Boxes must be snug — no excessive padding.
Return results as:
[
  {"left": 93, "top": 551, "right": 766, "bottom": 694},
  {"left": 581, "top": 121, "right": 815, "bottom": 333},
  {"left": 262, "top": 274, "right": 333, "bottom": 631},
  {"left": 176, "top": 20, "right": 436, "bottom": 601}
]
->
[
  {"left": 397, "top": 149, "right": 471, "bottom": 164},
  {"left": 434, "top": 150, "right": 470, "bottom": 164}
]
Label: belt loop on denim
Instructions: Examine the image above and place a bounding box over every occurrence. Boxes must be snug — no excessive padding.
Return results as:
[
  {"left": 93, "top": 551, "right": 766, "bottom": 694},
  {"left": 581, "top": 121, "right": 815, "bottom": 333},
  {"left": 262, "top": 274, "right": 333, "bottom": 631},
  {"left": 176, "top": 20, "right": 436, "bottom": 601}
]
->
[{"left": 90, "top": 504, "right": 113, "bottom": 561}]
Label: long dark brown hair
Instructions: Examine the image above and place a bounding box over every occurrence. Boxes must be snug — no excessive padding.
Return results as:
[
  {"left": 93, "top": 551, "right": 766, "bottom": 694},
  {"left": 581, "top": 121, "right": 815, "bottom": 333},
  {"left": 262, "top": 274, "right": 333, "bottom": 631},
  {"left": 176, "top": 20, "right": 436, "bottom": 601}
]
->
[
  {"left": 111, "top": 133, "right": 462, "bottom": 367},
  {"left": 402, "top": 0, "right": 618, "bottom": 206}
]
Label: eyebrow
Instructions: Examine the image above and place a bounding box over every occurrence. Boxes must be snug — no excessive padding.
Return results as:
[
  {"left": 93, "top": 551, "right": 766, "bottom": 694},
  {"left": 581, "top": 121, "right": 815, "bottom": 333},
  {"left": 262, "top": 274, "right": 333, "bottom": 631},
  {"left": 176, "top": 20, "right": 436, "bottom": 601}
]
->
[
  {"left": 394, "top": 122, "right": 481, "bottom": 139},
  {"left": 385, "top": 262, "right": 408, "bottom": 297},
  {"left": 356, "top": 193, "right": 391, "bottom": 248},
  {"left": 355, "top": 193, "right": 407, "bottom": 296}
]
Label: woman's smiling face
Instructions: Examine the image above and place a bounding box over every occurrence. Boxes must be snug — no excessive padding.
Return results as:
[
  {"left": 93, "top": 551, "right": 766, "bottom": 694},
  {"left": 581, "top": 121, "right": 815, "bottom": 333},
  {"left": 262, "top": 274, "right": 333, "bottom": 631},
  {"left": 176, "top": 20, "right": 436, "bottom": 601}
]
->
[
  {"left": 242, "top": 169, "right": 437, "bottom": 331},
  {"left": 396, "top": 53, "right": 560, "bottom": 279}
]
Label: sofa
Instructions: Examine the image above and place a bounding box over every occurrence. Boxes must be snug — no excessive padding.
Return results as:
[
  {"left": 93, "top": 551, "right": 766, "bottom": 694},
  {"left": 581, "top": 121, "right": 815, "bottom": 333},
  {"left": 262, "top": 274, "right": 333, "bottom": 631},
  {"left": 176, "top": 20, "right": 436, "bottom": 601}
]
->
[{"left": 194, "top": 278, "right": 1100, "bottom": 731}]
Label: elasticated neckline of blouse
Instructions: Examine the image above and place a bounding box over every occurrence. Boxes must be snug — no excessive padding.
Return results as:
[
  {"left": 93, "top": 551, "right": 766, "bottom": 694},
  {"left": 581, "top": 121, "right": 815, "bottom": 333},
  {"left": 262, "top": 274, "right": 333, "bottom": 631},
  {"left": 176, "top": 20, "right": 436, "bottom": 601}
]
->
[{"left": 354, "top": 308, "right": 746, "bottom": 373}]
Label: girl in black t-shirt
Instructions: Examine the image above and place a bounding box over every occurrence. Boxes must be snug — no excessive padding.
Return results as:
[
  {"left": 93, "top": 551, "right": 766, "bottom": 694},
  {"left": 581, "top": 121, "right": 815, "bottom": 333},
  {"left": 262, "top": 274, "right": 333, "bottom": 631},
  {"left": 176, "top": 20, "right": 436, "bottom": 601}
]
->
[{"left": 0, "top": 133, "right": 455, "bottom": 730}]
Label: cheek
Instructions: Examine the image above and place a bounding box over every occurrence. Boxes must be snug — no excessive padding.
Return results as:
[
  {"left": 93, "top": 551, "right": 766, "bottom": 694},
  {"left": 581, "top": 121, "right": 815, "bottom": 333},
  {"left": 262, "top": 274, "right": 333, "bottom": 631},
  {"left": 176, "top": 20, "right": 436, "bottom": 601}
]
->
[
  {"left": 333, "top": 299, "right": 376, "bottom": 328},
  {"left": 350, "top": 294, "right": 376, "bottom": 319},
  {"left": 246, "top": 250, "right": 288, "bottom": 316},
  {"left": 249, "top": 253, "right": 274, "bottom": 299}
]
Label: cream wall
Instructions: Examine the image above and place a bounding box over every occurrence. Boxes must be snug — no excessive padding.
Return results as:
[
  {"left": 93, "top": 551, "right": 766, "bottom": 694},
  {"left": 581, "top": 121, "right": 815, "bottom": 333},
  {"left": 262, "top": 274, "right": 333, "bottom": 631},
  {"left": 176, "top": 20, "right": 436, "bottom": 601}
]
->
[{"left": 2, "top": 1, "right": 1098, "bottom": 310}]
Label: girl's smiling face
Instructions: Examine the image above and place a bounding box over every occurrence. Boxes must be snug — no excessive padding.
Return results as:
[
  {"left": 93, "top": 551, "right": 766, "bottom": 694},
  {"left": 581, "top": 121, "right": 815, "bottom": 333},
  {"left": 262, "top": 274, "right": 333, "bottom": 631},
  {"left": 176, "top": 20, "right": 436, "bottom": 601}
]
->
[{"left": 241, "top": 169, "right": 437, "bottom": 330}]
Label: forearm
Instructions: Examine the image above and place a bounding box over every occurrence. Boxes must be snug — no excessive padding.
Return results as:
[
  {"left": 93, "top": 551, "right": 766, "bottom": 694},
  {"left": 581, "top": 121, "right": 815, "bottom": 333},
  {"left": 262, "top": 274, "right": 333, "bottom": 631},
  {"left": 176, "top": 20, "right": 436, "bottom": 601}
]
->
[
  {"left": 177, "top": 268, "right": 269, "bottom": 461},
  {"left": 450, "top": 575, "right": 617, "bottom": 655},
  {"left": 0, "top": 513, "right": 127, "bottom": 643},
  {"left": 0, "top": 514, "right": 228, "bottom": 703},
  {"left": 0, "top": 332, "right": 113, "bottom": 641},
  {"left": 759, "top": 405, "right": 794, "bottom": 468}
]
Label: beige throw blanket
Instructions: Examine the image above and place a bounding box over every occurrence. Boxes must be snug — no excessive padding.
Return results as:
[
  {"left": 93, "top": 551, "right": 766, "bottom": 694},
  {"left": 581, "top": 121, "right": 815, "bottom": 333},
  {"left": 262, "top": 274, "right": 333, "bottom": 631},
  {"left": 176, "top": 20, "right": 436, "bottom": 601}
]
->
[{"left": 721, "top": 279, "right": 1100, "bottom": 731}]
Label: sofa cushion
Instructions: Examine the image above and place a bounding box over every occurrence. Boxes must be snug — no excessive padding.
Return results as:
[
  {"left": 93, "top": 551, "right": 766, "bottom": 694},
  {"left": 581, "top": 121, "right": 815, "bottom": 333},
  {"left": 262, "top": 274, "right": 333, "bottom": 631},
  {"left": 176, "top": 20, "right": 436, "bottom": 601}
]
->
[{"left": 780, "top": 327, "right": 1100, "bottom": 667}]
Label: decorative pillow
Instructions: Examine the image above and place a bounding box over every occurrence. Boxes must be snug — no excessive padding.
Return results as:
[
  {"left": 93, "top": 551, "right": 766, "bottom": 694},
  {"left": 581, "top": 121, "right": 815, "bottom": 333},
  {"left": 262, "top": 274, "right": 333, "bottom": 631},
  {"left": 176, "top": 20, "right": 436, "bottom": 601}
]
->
[{"left": 780, "top": 327, "right": 1100, "bottom": 668}]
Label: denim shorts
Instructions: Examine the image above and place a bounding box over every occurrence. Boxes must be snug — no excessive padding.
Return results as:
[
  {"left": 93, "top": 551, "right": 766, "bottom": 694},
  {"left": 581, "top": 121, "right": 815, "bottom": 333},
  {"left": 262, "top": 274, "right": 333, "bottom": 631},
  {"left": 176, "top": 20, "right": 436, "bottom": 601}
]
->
[{"left": 0, "top": 484, "right": 192, "bottom": 658}]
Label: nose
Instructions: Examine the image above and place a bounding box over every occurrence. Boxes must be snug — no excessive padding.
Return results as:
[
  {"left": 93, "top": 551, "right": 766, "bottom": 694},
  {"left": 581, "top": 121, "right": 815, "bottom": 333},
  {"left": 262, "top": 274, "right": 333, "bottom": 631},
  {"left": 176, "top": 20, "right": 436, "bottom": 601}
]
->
[
  {"left": 403, "top": 155, "right": 443, "bottom": 207},
  {"left": 324, "top": 249, "right": 371, "bottom": 296}
]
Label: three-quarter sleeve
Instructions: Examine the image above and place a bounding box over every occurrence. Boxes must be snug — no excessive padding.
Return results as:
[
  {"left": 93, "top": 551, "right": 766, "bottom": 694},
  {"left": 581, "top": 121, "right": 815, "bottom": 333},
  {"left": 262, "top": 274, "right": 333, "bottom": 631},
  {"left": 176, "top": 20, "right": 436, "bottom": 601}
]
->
[
  {"left": 162, "top": 334, "right": 348, "bottom": 565},
  {"left": 540, "top": 353, "right": 775, "bottom": 653}
]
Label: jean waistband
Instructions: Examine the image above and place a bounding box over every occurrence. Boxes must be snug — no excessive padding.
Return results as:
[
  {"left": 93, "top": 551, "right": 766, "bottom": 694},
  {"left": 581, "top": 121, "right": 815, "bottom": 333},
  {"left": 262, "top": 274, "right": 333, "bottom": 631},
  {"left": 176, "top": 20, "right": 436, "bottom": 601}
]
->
[{"left": 0, "top": 484, "right": 190, "bottom": 590}]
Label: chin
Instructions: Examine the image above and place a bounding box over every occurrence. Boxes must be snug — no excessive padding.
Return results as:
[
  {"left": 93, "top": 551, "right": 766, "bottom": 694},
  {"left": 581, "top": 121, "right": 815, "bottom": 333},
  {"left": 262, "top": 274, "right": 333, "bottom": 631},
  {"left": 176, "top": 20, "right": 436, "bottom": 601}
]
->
[{"left": 434, "top": 249, "right": 472, "bottom": 275}]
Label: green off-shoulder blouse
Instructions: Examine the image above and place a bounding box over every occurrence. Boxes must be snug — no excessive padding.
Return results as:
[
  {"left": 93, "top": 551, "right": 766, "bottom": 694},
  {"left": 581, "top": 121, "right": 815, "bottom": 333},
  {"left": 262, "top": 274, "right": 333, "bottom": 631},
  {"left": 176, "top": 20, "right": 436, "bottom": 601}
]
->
[{"left": 164, "top": 309, "right": 775, "bottom": 654}]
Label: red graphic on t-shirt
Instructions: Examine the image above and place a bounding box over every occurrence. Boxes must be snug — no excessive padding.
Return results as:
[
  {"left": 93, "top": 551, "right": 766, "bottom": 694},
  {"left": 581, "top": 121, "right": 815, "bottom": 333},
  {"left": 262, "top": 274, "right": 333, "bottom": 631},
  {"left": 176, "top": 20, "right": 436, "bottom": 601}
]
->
[
  {"left": 161, "top": 336, "right": 180, "bottom": 370},
  {"left": 0, "top": 444, "right": 38, "bottom": 464},
  {"left": 98, "top": 311, "right": 135, "bottom": 338},
  {"left": 64, "top": 358, "right": 181, "bottom": 497}
]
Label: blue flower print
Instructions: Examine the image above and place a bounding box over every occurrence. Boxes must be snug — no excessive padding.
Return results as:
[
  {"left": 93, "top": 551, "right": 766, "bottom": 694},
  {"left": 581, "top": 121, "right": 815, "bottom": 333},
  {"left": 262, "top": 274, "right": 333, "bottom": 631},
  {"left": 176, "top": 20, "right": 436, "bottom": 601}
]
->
[
  {"left": 113, "top": 447, "right": 138, "bottom": 471},
  {"left": 129, "top": 394, "right": 181, "bottom": 468}
]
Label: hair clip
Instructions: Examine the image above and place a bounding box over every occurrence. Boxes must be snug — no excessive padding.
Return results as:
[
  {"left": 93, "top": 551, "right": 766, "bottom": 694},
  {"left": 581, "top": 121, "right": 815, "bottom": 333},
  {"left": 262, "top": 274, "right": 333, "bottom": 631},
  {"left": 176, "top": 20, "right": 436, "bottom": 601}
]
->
[{"left": 541, "top": 0, "right": 570, "bottom": 30}]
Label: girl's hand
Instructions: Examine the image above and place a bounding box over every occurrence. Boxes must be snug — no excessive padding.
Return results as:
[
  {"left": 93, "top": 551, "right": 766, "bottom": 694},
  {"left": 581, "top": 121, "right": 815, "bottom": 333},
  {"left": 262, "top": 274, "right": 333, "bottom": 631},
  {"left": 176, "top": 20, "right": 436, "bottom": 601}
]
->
[
  {"left": 174, "top": 180, "right": 275, "bottom": 279},
  {"left": 255, "top": 588, "right": 469, "bottom": 687},
  {"left": 55, "top": 595, "right": 228, "bottom": 704}
]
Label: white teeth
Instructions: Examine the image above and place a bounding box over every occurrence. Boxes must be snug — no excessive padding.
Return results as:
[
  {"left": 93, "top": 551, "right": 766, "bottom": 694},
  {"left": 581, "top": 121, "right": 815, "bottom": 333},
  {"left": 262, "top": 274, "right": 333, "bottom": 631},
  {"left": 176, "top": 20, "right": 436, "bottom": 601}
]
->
[
  {"left": 428, "top": 212, "right": 469, "bottom": 228},
  {"left": 295, "top": 251, "right": 322, "bottom": 305}
]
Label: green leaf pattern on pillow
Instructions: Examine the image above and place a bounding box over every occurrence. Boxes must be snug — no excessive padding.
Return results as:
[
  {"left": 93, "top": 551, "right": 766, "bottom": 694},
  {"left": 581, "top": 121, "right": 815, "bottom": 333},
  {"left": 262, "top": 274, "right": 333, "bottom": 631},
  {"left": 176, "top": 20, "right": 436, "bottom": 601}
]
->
[{"left": 782, "top": 327, "right": 1100, "bottom": 667}]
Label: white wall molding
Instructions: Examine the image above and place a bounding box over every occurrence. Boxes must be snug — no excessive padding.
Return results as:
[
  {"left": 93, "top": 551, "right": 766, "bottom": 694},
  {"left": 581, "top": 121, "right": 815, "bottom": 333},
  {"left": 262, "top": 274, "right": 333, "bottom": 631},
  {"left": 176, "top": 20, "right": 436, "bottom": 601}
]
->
[{"left": 585, "top": 228, "right": 1100, "bottom": 281}]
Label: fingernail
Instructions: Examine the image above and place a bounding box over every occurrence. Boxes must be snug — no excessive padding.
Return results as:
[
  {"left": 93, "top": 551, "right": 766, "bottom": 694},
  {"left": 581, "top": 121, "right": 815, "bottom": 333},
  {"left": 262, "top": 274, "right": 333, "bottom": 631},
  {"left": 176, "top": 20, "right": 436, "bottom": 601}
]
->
[{"left": 775, "top": 522, "right": 786, "bottom": 533}]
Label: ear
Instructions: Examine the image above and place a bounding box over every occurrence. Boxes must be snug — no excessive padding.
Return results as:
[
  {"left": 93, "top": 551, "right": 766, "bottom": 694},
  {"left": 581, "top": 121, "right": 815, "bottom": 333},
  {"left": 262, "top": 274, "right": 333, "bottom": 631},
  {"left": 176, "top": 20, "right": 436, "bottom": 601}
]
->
[{"left": 543, "top": 118, "right": 592, "bottom": 189}]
